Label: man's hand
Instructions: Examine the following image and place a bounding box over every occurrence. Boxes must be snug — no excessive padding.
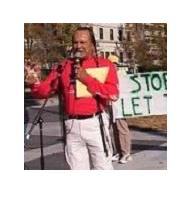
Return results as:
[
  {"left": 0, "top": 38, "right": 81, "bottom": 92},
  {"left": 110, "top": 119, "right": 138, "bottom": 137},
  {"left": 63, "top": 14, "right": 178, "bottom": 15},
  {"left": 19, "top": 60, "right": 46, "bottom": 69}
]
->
[
  {"left": 25, "top": 64, "right": 41, "bottom": 85},
  {"left": 76, "top": 66, "right": 89, "bottom": 83}
]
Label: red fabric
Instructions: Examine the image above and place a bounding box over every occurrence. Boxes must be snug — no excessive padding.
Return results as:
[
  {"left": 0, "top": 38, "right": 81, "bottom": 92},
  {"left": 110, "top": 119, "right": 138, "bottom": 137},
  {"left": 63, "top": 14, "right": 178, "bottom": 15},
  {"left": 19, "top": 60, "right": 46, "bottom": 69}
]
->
[{"left": 31, "top": 56, "right": 119, "bottom": 115}]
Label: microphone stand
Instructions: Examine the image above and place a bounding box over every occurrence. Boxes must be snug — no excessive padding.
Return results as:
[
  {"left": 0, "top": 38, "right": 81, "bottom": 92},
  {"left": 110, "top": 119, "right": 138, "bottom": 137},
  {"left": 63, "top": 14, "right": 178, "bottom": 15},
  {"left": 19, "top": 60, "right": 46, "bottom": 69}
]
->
[
  {"left": 25, "top": 96, "right": 49, "bottom": 170},
  {"left": 24, "top": 65, "right": 66, "bottom": 170}
]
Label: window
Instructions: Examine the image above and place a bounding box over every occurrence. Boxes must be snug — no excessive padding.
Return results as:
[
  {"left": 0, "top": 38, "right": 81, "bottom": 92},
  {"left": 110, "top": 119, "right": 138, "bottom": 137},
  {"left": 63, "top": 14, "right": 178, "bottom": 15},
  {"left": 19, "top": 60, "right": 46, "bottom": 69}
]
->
[
  {"left": 99, "top": 28, "right": 103, "bottom": 39},
  {"left": 119, "top": 52, "right": 123, "bottom": 62},
  {"left": 127, "top": 31, "right": 131, "bottom": 41},
  {"left": 110, "top": 29, "right": 114, "bottom": 40},
  {"left": 118, "top": 29, "right": 123, "bottom": 41},
  {"left": 105, "top": 52, "right": 110, "bottom": 58}
]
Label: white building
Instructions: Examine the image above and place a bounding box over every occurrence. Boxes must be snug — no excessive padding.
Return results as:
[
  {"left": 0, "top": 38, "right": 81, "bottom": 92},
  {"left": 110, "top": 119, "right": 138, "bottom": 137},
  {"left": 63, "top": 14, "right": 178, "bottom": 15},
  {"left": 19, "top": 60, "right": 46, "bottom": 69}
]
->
[{"left": 81, "top": 23, "right": 126, "bottom": 64}]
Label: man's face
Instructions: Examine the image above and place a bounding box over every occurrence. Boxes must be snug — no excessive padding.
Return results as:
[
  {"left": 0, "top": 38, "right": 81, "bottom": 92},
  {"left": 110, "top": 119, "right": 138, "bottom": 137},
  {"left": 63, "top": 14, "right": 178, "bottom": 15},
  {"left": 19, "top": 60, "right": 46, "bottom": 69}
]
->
[{"left": 73, "top": 30, "right": 95, "bottom": 58}]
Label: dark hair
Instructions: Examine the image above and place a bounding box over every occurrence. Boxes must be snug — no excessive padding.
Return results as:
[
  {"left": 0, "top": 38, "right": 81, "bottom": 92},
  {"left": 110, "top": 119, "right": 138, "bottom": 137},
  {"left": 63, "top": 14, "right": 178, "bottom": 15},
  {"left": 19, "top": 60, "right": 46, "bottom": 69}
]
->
[{"left": 73, "top": 26, "right": 97, "bottom": 50}]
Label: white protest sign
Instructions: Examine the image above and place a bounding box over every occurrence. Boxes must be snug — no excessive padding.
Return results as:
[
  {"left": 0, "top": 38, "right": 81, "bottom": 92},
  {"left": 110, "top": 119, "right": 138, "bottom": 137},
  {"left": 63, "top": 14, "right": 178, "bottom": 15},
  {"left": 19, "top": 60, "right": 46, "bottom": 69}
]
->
[{"left": 113, "top": 71, "right": 167, "bottom": 118}]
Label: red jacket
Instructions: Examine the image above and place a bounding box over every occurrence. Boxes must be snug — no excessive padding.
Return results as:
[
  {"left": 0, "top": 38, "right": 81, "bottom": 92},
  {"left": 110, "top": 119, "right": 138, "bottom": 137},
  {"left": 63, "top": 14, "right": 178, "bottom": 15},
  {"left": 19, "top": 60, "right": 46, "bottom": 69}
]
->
[{"left": 31, "top": 56, "right": 119, "bottom": 115}]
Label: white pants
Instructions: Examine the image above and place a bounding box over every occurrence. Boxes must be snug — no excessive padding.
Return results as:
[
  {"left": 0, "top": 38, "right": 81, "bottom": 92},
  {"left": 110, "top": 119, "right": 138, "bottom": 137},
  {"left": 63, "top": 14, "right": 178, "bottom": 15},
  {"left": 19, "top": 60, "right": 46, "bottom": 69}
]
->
[{"left": 65, "top": 112, "right": 113, "bottom": 170}]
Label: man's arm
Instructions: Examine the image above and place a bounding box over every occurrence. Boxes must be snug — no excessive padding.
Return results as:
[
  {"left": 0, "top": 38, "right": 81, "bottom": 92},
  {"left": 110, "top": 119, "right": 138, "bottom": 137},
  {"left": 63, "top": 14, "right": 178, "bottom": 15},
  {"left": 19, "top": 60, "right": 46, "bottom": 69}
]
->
[
  {"left": 25, "top": 65, "right": 59, "bottom": 99},
  {"left": 30, "top": 69, "right": 58, "bottom": 99},
  {"left": 77, "top": 62, "right": 119, "bottom": 101}
]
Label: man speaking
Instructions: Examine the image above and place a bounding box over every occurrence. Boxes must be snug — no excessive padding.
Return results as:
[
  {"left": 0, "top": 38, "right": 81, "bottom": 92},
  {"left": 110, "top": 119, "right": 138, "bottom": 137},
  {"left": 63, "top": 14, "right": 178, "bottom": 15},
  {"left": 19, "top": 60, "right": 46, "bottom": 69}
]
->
[{"left": 25, "top": 27, "right": 119, "bottom": 170}]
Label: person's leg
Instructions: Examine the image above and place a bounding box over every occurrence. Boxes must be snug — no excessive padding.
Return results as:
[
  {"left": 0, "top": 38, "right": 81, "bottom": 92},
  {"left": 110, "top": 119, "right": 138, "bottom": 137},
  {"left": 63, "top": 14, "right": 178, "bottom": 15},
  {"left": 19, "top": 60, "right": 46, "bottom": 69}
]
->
[
  {"left": 81, "top": 113, "right": 113, "bottom": 170},
  {"left": 116, "top": 118, "right": 131, "bottom": 155},
  {"left": 65, "top": 119, "right": 90, "bottom": 170}
]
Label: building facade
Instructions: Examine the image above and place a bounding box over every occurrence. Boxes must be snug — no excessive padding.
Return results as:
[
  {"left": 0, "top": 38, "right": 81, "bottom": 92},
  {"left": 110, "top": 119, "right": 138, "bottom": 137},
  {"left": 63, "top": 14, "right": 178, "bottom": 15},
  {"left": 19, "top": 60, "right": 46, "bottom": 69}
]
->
[
  {"left": 81, "top": 23, "right": 126, "bottom": 64},
  {"left": 82, "top": 23, "right": 167, "bottom": 72}
]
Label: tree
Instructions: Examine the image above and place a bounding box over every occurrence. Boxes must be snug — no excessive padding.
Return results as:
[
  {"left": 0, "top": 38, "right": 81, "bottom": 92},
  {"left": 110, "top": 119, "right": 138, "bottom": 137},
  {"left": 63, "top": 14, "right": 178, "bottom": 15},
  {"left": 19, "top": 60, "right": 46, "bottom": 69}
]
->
[
  {"left": 124, "top": 23, "right": 167, "bottom": 72},
  {"left": 24, "top": 23, "right": 80, "bottom": 66}
]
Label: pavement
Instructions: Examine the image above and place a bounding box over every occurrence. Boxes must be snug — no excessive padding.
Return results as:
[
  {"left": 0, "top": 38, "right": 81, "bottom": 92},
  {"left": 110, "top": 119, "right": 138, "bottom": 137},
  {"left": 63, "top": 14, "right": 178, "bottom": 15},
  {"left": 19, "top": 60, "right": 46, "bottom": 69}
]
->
[{"left": 24, "top": 96, "right": 167, "bottom": 170}]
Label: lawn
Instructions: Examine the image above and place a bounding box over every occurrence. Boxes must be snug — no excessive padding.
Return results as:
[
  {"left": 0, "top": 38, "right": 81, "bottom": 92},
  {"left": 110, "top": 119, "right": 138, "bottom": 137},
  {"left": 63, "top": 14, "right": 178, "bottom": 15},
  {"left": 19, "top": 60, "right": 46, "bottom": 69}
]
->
[{"left": 126, "top": 115, "right": 167, "bottom": 133}]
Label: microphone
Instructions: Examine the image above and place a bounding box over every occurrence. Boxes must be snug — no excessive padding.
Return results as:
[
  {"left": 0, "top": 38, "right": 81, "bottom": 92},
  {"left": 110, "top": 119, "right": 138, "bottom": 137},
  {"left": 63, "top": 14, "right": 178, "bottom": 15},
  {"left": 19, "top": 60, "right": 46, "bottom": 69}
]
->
[
  {"left": 71, "top": 51, "right": 83, "bottom": 83},
  {"left": 73, "top": 51, "right": 83, "bottom": 64}
]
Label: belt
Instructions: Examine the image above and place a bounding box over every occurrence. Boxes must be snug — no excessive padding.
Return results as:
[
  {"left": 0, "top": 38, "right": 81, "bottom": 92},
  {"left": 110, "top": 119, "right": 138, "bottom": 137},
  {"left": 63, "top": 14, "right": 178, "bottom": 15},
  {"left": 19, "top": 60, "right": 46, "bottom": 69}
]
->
[{"left": 68, "top": 112, "right": 101, "bottom": 120}]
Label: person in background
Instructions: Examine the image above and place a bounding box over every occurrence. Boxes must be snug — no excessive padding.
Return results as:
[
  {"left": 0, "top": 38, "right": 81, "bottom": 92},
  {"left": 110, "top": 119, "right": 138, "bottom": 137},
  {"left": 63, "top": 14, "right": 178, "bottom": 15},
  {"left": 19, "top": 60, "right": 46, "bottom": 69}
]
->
[
  {"left": 25, "top": 27, "right": 119, "bottom": 170},
  {"left": 108, "top": 55, "right": 133, "bottom": 164}
]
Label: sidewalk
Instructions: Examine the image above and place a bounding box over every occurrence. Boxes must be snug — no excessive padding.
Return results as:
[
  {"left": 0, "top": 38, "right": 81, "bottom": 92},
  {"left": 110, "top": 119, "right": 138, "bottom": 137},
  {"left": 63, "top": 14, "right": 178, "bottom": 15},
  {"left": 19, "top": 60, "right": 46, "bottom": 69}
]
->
[{"left": 24, "top": 121, "right": 167, "bottom": 170}]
